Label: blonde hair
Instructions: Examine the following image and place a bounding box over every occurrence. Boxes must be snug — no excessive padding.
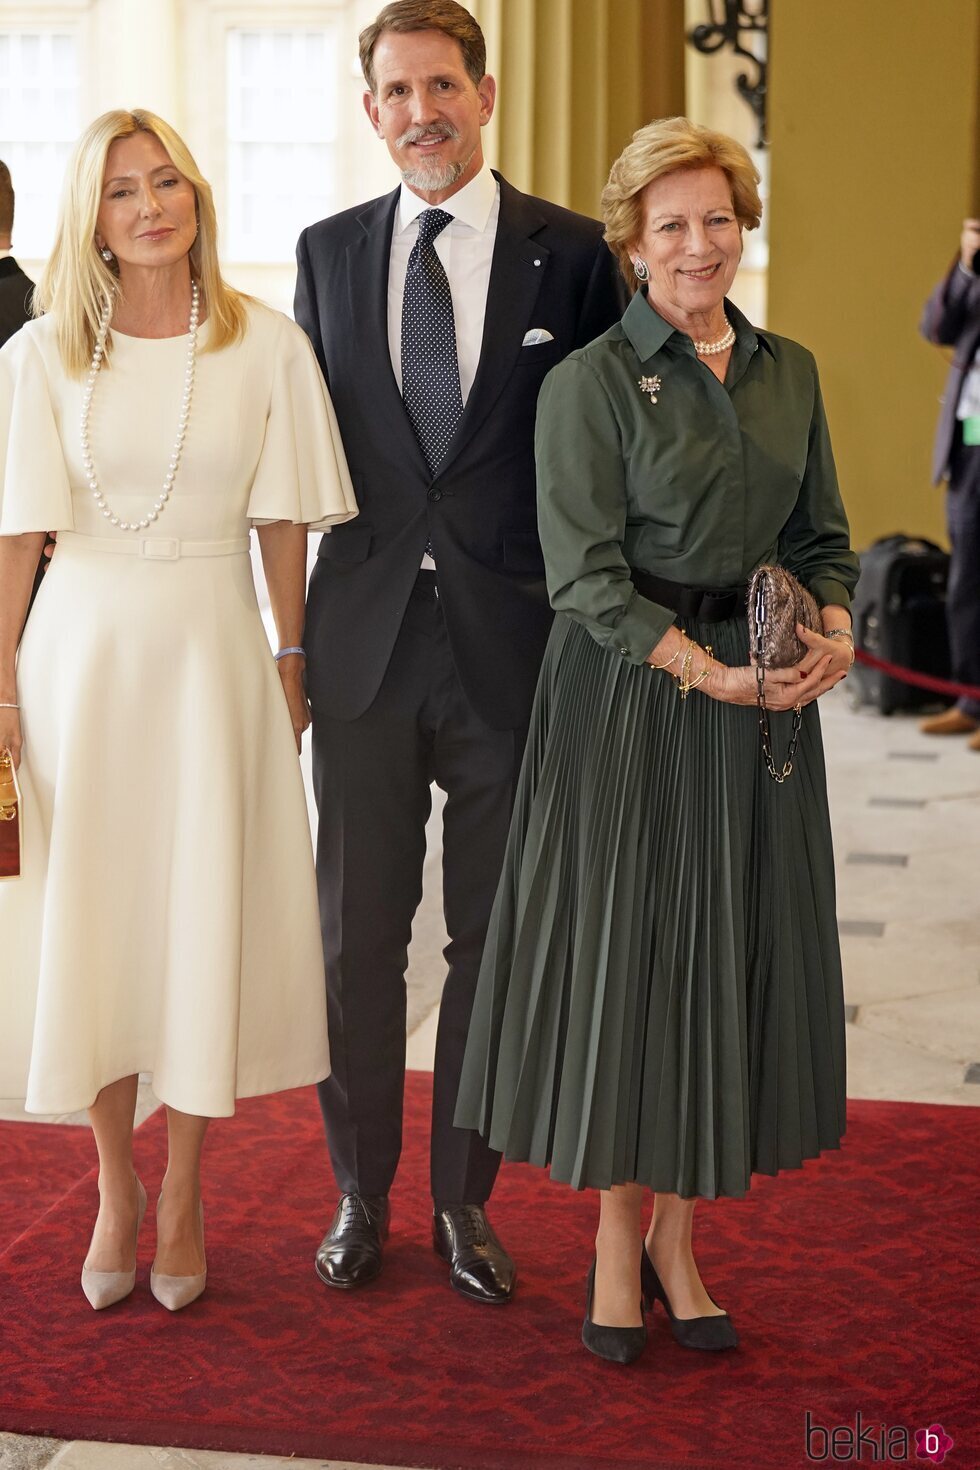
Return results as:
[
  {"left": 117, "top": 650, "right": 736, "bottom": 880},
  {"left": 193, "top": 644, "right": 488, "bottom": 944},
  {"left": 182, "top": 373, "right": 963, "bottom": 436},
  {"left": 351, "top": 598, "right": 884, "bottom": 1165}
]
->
[
  {"left": 601, "top": 116, "right": 762, "bottom": 293},
  {"left": 34, "top": 109, "right": 248, "bottom": 376}
]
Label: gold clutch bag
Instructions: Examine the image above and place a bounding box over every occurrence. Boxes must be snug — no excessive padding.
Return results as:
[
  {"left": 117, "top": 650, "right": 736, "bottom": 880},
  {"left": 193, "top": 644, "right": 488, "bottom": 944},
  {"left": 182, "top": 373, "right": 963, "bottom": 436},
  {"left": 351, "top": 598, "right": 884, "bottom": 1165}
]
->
[
  {"left": 747, "top": 565, "right": 820, "bottom": 784},
  {"left": 0, "top": 748, "right": 22, "bottom": 881}
]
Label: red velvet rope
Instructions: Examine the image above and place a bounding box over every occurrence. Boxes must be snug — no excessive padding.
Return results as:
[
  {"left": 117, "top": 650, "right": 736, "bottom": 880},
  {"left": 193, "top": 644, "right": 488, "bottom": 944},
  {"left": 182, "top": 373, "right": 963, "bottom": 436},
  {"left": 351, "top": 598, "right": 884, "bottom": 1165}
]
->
[{"left": 854, "top": 647, "right": 980, "bottom": 702}]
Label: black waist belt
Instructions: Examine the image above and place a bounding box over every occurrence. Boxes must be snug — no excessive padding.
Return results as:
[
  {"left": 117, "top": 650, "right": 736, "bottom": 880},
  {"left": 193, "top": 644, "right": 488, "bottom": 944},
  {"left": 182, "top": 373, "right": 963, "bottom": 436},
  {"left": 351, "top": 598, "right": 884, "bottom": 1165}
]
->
[{"left": 629, "top": 567, "right": 747, "bottom": 624}]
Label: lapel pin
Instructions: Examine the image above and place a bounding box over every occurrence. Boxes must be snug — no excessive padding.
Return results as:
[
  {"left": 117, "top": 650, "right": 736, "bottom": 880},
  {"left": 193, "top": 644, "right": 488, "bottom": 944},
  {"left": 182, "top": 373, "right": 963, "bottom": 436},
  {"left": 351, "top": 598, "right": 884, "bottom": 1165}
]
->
[{"left": 638, "top": 374, "right": 662, "bottom": 404}]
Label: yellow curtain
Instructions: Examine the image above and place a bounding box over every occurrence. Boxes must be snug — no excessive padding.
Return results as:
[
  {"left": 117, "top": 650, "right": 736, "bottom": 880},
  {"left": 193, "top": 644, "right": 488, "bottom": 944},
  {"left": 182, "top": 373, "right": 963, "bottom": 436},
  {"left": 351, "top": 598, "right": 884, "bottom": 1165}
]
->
[{"left": 477, "top": 0, "right": 686, "bottom": 217}]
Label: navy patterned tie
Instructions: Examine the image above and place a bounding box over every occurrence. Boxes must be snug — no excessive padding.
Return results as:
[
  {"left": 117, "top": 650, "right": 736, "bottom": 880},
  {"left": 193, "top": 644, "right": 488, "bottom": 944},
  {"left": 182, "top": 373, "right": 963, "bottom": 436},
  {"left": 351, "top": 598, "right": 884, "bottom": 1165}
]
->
[{"left": 401, "top": 208, "right": 464, "bottom": 477}]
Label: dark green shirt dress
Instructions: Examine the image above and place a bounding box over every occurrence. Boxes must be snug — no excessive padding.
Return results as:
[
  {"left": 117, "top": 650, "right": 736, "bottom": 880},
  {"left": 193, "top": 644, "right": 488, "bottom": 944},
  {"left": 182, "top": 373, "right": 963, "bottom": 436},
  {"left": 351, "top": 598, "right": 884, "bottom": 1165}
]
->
[{"left": 456, "top": 293, "right": 860, "bottom": 1198}]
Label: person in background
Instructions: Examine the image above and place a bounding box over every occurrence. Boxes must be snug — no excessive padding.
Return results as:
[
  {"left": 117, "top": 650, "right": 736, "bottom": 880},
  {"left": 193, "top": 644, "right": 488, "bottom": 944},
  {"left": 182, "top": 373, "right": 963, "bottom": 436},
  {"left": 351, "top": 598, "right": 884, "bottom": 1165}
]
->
[
  {"left": 0, "top": 161, "right": 46, "bottom": 616},
  {"left": 0, "top": 109, "right": 356, "bottom": 1314},
  {"left": 0, "top": 161, "right": 35, "bottom": 346},
  {"left": 294, "top": 0, "right": 624, "bottom": 1305},
  {"left": 919, "top": 218, "right": 980, "bottom": 750},
  {"left": 456, "top": 117, "right": 858, "bottom": 1364}
]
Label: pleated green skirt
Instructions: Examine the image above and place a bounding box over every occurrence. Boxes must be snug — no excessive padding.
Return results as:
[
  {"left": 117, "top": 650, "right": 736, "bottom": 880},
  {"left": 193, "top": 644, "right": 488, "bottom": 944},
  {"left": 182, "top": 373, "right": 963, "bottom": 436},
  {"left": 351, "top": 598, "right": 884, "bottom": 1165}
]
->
[{"left": 455, "top": 613, "right": 847, "bottom": 1198}]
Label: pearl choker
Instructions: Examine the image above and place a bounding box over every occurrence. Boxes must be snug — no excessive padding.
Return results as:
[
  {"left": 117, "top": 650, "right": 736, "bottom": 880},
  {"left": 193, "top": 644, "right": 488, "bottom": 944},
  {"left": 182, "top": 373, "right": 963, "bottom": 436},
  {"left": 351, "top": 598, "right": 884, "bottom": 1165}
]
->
[
  {"left": 693, "top": 320, "right": 736, "bottom": 356},
  {"left": 80, "top": 282, "right": 200, "bottom": 532}
]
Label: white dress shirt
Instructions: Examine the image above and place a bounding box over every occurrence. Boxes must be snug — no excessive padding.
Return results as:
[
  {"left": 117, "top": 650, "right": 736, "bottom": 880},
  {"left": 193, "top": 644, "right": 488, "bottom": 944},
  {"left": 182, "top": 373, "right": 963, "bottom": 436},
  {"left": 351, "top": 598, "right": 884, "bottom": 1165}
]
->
[{"left": 387, "top": 163, "right": 500, "bottom": 406}]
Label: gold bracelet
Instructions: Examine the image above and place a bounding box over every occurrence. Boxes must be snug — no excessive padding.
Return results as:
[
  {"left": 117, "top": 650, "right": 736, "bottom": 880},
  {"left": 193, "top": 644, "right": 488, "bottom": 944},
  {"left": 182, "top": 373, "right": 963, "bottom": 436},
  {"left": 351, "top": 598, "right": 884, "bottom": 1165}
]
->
[
  {"left": 691, "top": 644, "right": 714, "bottom": 692},
  {"left": 650, "top": 645, "right": 681, "bottom": 671},
  {"left": 677, "top": 638, "right": 699, "bottom": 699},
  {"left": 676, "top": 640, "right": 715, "bottom": 699},
  {"left": 825, "top": 628, "right": 855, "bottom": 666}
]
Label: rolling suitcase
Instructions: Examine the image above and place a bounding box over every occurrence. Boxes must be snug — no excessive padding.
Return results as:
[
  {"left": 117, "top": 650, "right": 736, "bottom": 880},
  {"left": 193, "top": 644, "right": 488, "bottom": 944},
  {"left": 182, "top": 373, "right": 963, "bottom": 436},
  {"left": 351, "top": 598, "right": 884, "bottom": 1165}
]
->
[{"left": 850, "top": 535, "right": 951, "bottom": 715}]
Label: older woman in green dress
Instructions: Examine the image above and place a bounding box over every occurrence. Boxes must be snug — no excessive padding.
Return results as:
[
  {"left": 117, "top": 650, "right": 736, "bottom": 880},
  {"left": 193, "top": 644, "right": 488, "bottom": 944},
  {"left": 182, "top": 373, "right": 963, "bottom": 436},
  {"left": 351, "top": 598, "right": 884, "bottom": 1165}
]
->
[{"left": 455, "top": 118, "right": 858, "bottom": 1364}]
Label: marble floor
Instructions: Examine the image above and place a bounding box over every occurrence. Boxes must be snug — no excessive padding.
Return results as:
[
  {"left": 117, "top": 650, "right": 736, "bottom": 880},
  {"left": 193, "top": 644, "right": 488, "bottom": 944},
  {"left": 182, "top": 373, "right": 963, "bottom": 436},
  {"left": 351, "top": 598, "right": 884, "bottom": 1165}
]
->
[{"left": 2, "top": 683, "right": 978, "bottom": 1470}]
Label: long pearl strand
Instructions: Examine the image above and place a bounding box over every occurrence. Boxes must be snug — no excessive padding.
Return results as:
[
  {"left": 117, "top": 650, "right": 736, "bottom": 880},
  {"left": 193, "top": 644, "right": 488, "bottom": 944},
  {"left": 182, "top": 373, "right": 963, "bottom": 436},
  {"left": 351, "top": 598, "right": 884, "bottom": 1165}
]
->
[
  {"left": 80, "top": 282, "right": 199, "bottom": 532},
  {"left": 693, "top": 319, "right": 736, "bottom": 356}
]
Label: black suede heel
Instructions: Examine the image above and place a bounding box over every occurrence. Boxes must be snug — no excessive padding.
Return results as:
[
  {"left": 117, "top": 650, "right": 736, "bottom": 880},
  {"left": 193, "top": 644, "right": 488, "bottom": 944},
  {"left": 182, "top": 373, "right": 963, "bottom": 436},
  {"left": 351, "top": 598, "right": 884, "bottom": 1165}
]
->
[
  {"left": 581, "top": 1257, "right": 647, "bottom": 1364},
  {"left": 641, "top": 1248, "right": 738, "bottom": 1351}
]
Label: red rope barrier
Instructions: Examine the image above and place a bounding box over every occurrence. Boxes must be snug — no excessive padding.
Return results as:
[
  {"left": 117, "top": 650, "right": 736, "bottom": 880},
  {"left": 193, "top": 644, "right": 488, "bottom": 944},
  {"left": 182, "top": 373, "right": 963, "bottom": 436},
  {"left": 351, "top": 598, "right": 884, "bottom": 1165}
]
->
[{"left": 854, "top": 647, "right": 980, "bottom": 702}]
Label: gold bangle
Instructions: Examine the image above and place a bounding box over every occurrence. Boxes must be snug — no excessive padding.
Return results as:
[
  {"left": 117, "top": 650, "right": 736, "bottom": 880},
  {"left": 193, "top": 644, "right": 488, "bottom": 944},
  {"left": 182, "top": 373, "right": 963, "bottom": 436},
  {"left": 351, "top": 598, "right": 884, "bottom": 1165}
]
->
[
  {"left": 676, "top": 638, "right": 696, "bottom": 699},
  {"left": 650, "top": 645, "right": 680, "bottom": 671},
  {"left": 676, "top": 640, "right": 715, "bottom": 699}
]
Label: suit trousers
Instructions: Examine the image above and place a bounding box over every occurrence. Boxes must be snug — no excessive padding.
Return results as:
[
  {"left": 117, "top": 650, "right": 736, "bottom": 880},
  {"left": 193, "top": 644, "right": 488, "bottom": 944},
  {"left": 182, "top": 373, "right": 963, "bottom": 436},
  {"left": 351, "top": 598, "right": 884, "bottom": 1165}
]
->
[
  {"left": 312, "top": 573, "right": 528, "bottom": 1203},
  {"left": 946, "top": 437, "right": 980, "bottom": 721}
]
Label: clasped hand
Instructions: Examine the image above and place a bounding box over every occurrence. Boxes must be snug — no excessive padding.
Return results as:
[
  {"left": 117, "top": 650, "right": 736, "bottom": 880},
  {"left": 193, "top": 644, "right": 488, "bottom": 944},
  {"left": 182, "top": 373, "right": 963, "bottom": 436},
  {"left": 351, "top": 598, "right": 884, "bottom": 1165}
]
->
[{"left": 717, "top": 624, "right": 852, "bottom": 709}]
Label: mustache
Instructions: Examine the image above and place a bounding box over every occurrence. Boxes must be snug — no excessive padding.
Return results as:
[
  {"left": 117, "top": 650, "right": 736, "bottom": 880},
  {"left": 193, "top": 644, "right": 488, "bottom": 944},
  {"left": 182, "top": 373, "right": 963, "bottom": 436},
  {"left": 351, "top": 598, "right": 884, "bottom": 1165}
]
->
[{"left": 395, "top": 122, "right": 460, "bottom": 149}]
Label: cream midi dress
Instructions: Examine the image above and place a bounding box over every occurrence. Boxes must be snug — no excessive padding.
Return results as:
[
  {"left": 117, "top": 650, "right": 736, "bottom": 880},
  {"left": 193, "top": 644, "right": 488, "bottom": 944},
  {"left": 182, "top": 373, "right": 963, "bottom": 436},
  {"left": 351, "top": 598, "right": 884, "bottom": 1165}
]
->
[{"left": 0, "top": 301, "right": 357, "bottom": 1116}]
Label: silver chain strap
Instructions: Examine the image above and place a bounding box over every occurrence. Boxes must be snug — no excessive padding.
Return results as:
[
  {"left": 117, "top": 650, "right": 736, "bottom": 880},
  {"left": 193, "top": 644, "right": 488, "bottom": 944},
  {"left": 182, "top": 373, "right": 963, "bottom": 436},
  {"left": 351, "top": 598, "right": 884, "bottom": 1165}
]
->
[{"left": 752, "top": 580, "right": 802, "bottom": 784}]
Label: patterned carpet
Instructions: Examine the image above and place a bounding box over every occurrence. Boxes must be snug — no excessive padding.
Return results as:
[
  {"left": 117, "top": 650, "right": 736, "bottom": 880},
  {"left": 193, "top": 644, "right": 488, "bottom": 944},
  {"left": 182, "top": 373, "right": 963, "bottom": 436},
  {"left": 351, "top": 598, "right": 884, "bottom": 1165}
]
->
[{"left": 0, "top": 1076, "right": 977, "bottom": 1469}]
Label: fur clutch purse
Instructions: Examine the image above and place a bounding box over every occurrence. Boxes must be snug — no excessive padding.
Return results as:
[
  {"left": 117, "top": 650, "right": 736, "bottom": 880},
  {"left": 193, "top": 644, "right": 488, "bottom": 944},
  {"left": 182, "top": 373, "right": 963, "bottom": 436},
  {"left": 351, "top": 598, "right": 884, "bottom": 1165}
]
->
[
  {"left": 747, "top": 566, "right": 820, "bottom": 783},
  {"left": 748, "top": 564, "right": 820, "bottom": 669},
  {"left": 0, "top": 748, "right": 21, "bottom": 881}
]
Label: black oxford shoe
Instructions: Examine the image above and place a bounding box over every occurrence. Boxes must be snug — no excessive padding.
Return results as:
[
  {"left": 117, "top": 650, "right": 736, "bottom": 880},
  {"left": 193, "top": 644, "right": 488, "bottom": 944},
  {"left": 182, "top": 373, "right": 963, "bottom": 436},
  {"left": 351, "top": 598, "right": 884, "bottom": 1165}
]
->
[
  {"left": 433, "top": 1204, "right": 516, "bottom": 1304},
  {"left": 315, "top": 1193, "right": 389, "bottom": 1290}
]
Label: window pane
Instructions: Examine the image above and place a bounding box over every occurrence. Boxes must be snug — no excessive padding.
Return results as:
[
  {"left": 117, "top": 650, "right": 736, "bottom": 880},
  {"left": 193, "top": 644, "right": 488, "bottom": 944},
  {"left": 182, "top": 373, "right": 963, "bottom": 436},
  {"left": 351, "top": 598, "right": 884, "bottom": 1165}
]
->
[
  {"left": 0, "top": 31, "right": 80, "bottom": 258},
  {"left": 226, "top": 27, "right": 338, "bottom": 262}
]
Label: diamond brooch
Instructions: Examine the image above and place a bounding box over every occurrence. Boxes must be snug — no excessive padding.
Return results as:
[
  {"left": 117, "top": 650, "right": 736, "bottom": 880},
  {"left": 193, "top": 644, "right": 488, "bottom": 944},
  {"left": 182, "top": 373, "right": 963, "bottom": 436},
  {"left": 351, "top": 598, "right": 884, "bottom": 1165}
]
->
[{"left": 638, "top": 374, "right": 662, "bottom": 403}]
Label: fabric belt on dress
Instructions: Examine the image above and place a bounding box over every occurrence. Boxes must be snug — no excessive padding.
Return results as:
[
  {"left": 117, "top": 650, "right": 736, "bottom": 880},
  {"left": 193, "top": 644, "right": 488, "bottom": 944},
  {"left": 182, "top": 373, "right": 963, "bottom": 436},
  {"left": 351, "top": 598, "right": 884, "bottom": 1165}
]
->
[
  {"left": 57, "top": 531, "right": 251, "bottom": 561},
  {"left": 629, "top": 566, "right": 748, "bottom": 624}
]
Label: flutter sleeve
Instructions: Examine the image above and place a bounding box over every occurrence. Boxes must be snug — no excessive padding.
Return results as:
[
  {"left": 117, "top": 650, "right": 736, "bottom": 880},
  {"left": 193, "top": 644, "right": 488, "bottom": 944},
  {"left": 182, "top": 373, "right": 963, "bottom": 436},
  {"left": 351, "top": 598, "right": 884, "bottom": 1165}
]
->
[
  {"left": 0, "top": 327, "right": 74, "bottom": 535},
  {"left": 246, "top": 314, "right": 358, "bottom": 531}
]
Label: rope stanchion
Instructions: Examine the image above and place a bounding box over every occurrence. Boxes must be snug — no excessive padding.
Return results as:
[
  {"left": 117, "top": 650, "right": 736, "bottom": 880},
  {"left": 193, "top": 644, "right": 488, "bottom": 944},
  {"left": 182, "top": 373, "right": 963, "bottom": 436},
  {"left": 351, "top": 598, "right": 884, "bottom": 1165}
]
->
[{"left": 854, "top": 648, "right": 980, "bottom": 703}]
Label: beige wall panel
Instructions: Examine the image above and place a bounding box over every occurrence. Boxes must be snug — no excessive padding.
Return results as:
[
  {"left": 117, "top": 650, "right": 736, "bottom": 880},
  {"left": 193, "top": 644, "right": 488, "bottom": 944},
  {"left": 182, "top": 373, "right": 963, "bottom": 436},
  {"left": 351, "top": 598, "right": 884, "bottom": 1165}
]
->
[{"left": 767, "top": 0, "right": 980, "bottom": 551}]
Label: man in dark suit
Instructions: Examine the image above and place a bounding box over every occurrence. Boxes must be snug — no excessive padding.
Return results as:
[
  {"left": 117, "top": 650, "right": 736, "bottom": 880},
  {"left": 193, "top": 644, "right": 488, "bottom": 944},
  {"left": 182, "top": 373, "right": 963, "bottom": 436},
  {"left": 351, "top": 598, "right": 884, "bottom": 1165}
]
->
[
  {"left": 920, "top": 217, "right": 980, "bottom": 750},
  {"left": 0, "top": 161, "right": 34, "bottom": 347},
  {"left": 294, "top": 0, "right": 624, "bottom": 1302}
]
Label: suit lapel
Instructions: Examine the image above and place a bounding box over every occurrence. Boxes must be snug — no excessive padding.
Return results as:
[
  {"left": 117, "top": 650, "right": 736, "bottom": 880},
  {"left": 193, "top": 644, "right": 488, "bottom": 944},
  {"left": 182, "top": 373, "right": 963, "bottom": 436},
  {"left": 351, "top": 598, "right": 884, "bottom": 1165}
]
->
[
  {"left": 434, "top": 176, "right": 548, "bottom": 480},
  {"left": 345, "top": 189, "right": 428, "bottom": 473}
]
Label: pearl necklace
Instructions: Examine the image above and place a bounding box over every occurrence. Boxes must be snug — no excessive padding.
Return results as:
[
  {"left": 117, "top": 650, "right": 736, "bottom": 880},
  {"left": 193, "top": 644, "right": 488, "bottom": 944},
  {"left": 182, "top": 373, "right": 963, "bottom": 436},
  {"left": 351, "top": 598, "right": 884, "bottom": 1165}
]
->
[
  {"left": 80, "top": 282, "right": 199, "bottom": 532},
  {"left": 693, "top": 320, "right": 736, "bottom": 356}
]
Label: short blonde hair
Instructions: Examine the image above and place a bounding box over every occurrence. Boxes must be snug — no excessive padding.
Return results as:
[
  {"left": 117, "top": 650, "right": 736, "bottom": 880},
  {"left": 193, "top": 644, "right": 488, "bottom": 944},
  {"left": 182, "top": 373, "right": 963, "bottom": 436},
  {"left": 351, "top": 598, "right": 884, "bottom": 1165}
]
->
[
  {"left": 34, "top": 109, "right": 248, "bottom": 376},
  {"left": 601, "top": 116, "right": 762, "bottom": 292}
]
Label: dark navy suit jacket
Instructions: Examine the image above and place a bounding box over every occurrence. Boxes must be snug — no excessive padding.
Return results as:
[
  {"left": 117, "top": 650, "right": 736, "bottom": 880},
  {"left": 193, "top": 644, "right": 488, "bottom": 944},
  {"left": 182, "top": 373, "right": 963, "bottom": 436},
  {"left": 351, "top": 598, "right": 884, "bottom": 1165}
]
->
[{"left": 294, "top": 173, "right": 626, "bottom": 730}]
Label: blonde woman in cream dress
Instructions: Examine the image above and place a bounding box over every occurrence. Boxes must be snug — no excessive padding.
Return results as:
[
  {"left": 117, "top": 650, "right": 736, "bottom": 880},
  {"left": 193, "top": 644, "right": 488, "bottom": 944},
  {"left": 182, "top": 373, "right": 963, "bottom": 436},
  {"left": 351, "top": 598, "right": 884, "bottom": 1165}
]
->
[{"left": 0, "top": 111, "right": 357, "bottom": 1312}]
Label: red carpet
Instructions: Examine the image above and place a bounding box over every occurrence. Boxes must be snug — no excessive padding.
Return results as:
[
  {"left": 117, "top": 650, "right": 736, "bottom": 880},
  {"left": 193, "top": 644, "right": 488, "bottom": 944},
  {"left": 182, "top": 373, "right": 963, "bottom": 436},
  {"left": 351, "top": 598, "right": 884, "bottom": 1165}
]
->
[
  {"left": 0, "top": 1075, "right": 977, "bottom": 1470},
  {"left": 0, "top": 1120, "right": 93, "bottom": 1253}
]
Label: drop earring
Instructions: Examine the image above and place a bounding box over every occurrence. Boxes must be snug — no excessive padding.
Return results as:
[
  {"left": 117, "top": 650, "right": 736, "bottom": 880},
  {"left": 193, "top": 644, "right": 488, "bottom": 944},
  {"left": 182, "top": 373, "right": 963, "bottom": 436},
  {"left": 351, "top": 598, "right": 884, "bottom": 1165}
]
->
[
  {"left": 632, "top": 258, "right": 650, "bottom": 283},
  {"left": 99, "top": 245, "right": 114, "bottom": 264}
]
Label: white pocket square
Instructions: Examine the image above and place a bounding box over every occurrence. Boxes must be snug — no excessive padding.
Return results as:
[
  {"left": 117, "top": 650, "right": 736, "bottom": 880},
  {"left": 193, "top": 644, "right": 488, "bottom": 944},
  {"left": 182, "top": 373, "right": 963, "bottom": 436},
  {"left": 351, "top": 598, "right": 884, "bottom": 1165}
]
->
[{"left": 522, "top": 328, "right": 555, "bottom": 346}]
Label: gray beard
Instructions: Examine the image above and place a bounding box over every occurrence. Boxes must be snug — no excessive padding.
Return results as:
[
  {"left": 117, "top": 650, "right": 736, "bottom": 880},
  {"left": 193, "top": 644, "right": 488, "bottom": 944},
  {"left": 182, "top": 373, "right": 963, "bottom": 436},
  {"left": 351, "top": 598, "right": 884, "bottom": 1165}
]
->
[{"left": 400, "top": 147, "right": 475, "bottom": 194}]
